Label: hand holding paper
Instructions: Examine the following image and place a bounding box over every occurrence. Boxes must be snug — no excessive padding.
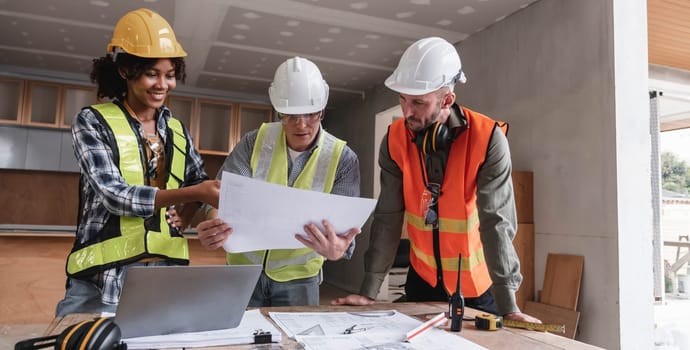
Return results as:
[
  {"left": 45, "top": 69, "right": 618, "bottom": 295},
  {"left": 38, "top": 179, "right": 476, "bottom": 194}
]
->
[
  {"left": 196, "top": 218, "right": 233, "bottom": 251},
  {"left": 295, "top": 220, "right": 361, "bottom": 260},
  {"left": 217, "top": 171, "right": 376, "bottom": 253}
]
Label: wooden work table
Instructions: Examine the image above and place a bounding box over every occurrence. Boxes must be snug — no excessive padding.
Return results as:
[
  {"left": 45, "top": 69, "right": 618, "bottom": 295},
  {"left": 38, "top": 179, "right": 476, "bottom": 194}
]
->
[{"left": 40, "top": 302, "right": 602, "bottom": 350}]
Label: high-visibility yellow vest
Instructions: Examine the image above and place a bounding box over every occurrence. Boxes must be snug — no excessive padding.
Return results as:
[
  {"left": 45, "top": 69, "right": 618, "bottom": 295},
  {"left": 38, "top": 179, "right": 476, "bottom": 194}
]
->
[
  {"left": 388, "top": 106, "right": 499, "bottom": 297},
  {"left": 226, "top": 122, "right": 346, "bottom": 282},
  {"left": 66, "top": 102, "right": 189, "bottom": 277}
]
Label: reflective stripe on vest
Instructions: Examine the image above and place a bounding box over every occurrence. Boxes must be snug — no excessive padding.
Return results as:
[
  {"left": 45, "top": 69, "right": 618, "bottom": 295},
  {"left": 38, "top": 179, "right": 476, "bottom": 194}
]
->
[
  {"left": 228, "top": 122, "right": 345, "bottom": 282},
  {"left": 66, "top": 103, "right": 189, "bottom": 277},
  {"left": 388, "top": 106, "right": 497, "bottom": 297}
]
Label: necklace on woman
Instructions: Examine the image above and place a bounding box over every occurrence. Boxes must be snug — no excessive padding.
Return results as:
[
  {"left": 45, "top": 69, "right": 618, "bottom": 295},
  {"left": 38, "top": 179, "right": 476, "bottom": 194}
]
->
[{"left": 123, "top": 100, "right": 157, "bottom": 137}]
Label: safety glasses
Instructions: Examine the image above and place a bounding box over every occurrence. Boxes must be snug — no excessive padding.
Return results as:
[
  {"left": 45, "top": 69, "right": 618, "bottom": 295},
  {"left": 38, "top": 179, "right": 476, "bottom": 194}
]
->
[{"left": 278, "top": 111, "right": 322, "bottom": 125}]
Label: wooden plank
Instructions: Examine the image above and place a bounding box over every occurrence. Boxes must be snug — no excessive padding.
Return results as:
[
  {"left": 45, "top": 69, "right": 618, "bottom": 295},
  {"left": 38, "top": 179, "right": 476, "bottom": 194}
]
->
[
  {"left": 540, "top": 253, "right": 584, "bottom": 310},
  {"left": 514, "top": 223, "right": 535, "bottom": 310},
  {"left": 0, "top": 235, "right": 226, "bottom": 324},
  {"left": 512, "top": 171, "right": 534, "bottom": 223},
  {"left": 664, "top": 240, "right": 690, "bottom": 248},
  {"left": 524, "top": 301, "right": 580, "bottom": 339},
  {"left": 0, "top": 170, "right": 79, "bottom": 226}
]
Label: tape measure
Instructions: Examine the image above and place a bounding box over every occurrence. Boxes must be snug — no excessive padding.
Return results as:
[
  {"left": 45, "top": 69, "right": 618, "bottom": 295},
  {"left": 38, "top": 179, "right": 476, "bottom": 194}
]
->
[
  {"left": 474, "top": 313, "right": 565, "bottom": 333},
  {"left": 503, "top": 319, "right": 565, "bottom": 333},
  {"left": 475, "top": 313, "right": 503, "bottom": 331}
]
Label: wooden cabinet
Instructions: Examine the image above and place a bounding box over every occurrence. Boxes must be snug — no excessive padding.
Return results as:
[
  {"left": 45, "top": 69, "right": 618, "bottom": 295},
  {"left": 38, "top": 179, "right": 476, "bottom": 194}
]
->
[
  {"left": 236, "top": 103, "right": 273, "bottom": 145},
  {"left": 197, "top": 100, "right": 234, "bottom": 155},
  {"left": 0, "top": 78, "right": 25, "bottom": 124},
  {"left": 0, "top": 78, "right": 98, "bottom": 129},
  {"left": 0, "top": 77, "right": 273, "bottom": 167},
  {"left": 61, "top": 85, "right": 98, "bottom": 128},
  {"left": 167, "top": 99, "right": 272, "bottom": 156},
  {"left": 167, "top": 95, "right": 196, "bottom": 133},
  {"left": 25, "top": 82, "right": 61, "bottom": 126}
]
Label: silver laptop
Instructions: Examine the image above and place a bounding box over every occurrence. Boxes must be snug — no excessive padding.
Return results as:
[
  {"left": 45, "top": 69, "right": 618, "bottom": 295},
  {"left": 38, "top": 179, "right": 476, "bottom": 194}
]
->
[{"left": 114, "top": 264, "right": 262, "bottom": 339}]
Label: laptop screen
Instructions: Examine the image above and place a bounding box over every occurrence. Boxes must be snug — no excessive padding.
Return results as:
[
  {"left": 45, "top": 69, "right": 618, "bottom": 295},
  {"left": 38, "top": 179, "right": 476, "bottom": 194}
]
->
[{"left": 114, "top": 264, "right": 262, "bottom": 338}]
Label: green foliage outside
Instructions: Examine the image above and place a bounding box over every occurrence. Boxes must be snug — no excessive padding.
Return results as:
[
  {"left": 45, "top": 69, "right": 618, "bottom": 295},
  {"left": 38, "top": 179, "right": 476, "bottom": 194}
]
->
[{"left": 661, "top": 152, "right": 690, "bottom": 195}]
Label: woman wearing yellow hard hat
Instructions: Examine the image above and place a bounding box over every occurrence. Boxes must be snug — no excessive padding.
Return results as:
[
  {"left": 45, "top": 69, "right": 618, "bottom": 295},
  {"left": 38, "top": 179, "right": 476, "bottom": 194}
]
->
[{"left": 55, "top": 8, "right": 220, "bottom": 316}]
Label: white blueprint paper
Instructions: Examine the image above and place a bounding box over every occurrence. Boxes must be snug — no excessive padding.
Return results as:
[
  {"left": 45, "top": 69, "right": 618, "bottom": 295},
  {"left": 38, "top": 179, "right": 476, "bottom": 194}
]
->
[
  {"left": 269, "top": 310, "right": 486, "bottom": 350},
  {"left": 218, "top": 171, "right": 377, "bottom": 253},
  {"left": 122, "top": 309, "right": 281, "bottom": 349}
]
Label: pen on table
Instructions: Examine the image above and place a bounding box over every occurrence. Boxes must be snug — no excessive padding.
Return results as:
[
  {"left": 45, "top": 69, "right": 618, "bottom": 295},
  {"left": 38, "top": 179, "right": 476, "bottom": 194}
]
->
[
  {"left": 405, "top": 312, "right": 447, "bottom": 341},
  {"left": 343, "top": 324, "right": 357, "bottom": 334}
]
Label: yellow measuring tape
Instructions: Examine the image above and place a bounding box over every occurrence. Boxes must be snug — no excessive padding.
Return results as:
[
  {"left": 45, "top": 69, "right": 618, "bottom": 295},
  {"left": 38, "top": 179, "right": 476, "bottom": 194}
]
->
[
  {"left": 503, "top": 319, "right": 565, "bottom": 333},
  {"left": 475, "top": 313, "right": 565, "bottom": 333}
]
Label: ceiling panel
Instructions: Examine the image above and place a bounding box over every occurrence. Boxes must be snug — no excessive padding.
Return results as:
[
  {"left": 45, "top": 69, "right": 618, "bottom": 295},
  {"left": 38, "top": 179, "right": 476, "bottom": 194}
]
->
[
  {"left": 291, "top": 0, "right": 534, "bottom": 34},
  {"left": 203, "top": 46, "right": 284, "bottom": 81},
  {"left": 0, "top": 48, "right": 92, "bottom": 74},
  {"left": 0, "top": 14, "right": 110, "bottom": 58},
  {"left": 215, "top": 7, "right": 410, "bottom": 66},
  {"left": 1, "top": 0, "right": 174, "bottom": 25}
]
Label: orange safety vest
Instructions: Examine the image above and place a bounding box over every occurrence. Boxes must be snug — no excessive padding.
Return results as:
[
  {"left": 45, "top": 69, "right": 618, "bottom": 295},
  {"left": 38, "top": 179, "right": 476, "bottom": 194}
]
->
[{"left": 388, "top": 106, "right": 498, "bottom": 297}]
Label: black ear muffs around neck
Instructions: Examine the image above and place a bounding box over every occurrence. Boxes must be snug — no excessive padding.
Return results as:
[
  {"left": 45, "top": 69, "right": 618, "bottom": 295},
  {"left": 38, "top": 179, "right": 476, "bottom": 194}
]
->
[
  {"left": 414, "top": 121, "right": 453, "bottom": 156},
  {"left": 14, "top": 317, "right": 126, "bottom": 350}
]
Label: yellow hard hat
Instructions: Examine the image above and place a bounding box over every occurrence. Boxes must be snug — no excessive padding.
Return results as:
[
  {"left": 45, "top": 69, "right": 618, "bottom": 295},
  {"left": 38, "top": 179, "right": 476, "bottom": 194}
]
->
[{"left": 107, "top": 8, "right": 187, "bottom": 58}]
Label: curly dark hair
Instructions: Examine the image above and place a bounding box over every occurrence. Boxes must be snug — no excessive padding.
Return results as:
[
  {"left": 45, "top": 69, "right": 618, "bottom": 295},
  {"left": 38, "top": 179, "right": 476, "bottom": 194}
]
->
[{"left": 90, "top": 53, "right": 186, "bottom": 100}]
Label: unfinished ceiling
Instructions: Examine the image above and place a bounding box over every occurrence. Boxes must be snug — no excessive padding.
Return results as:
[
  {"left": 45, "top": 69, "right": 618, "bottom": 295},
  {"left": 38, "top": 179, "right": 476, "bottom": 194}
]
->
[
  {"left": 0, "top": 0, "right": 537, "bottom": 107},
  {"left": 1, "top": 0, "right": 689, "bottom": 124}
]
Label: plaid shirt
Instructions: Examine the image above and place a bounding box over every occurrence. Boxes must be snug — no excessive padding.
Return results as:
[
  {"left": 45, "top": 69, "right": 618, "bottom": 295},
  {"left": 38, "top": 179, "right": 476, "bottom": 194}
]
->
[{"left": 71, "top": 100, "right": 208, "bottom": 304}]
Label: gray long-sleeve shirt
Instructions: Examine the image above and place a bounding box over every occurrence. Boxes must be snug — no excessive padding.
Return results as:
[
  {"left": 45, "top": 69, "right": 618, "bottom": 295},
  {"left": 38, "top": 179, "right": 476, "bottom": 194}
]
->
[{"left": 359, "top": 104, "right": 523, "bottom": 315}]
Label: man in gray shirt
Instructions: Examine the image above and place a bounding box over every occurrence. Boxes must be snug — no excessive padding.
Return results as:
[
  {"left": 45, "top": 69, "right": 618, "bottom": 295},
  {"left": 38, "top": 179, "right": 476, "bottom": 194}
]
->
[{"left": 196, "top": 57, "right": 361, "bottom": 307}]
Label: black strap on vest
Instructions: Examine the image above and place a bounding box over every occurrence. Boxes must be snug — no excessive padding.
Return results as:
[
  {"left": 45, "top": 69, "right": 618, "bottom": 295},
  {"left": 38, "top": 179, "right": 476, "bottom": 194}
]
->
[{"left": 415, "top": 130, "right": 448, "bottom": 295}]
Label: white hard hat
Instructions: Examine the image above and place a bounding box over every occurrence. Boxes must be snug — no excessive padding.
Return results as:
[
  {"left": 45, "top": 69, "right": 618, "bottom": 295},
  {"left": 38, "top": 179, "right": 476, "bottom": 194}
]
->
[
  {"left": 385, "top": 37, "right": 466, "bottom": 96},
  {"left": 268, "top": 56, "right": 329, "bottom": 114}
]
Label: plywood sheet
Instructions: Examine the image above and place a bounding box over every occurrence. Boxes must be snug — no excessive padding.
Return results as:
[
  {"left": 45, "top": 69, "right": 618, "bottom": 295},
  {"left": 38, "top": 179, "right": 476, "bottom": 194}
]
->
[
  {"left": 512, "top": 171, "right": 534, "bottom": 223},
  {"left": 0, "top": 170, "right": 79, "bottom": 226},
  {"left": 514, "top": 223, "right": 535, "bottom": 310},
  {"left": 541, "top": 253, "right": 584, "bottom": 310},
  {"left": 524, "top": 300, "right": 580, "bottom": 339},
  {"left": 0, "top": 235, "right": 226, "bottom": 324}
]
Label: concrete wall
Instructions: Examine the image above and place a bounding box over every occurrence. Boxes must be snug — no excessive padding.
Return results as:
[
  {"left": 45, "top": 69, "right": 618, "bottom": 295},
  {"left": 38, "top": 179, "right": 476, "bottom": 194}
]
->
[
  {"left": 458, "top": 0, "right": 651, "bottom": 348},
  {"left": 613, "top": 1, "right": 654, "bottom": 347},
  {"left": 322, "top": 84, "right": 398, "bottom": 295},
  {"left": 324, "top": 84, "right": 398, "bottom": 200},
  {"left": 324, "top": 0, "right": 653, "bottom": 348}
]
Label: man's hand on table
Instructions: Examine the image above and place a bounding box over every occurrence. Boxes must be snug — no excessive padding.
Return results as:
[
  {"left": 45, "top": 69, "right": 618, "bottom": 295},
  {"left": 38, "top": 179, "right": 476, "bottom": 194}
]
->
[
  {"left": 503, "top": 312, "right": 542, "bottom": 323},
  {"left": 331, "top": 294, "right": 375, "bottom": 306}
]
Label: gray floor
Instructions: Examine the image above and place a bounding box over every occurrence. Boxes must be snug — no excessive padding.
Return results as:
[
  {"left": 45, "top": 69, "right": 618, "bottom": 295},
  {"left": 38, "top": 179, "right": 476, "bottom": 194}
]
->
[
  {"left": 1, "top": 324, "right": 48, "bottom": 350},
  {"left": 654, "top": 294, "right": 690, "bottom": 349}
]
